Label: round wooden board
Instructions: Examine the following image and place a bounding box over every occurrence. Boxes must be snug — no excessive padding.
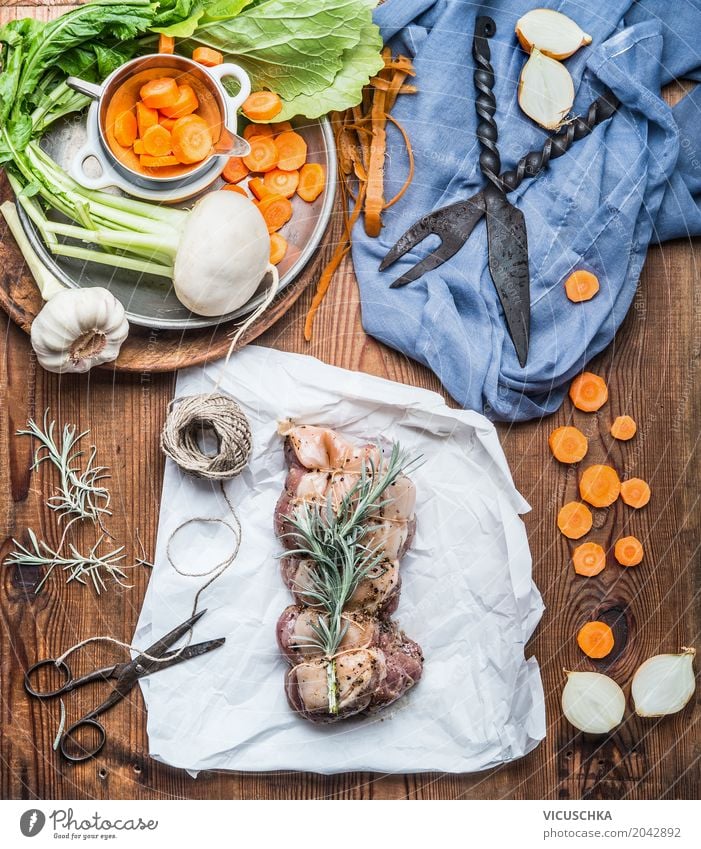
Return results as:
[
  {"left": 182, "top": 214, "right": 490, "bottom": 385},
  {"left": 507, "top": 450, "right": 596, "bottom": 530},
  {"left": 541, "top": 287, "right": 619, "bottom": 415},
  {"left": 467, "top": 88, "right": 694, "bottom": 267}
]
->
[{"left": 0, "top": 173, "right": 331, "bottom": 373}]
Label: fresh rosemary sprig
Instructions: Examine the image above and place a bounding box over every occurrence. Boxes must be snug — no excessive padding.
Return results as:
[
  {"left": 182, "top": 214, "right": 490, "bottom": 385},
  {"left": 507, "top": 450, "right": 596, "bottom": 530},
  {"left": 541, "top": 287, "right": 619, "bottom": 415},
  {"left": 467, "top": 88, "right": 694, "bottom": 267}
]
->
[
  {"left": 285, "top": 442, "right": 419, "bottom": 663},
  {"left": 6, "top": 529, "right": 129, "bottom": 595},
  {"left": 18, "top": 410, "right": 111, "bottom": 528}
]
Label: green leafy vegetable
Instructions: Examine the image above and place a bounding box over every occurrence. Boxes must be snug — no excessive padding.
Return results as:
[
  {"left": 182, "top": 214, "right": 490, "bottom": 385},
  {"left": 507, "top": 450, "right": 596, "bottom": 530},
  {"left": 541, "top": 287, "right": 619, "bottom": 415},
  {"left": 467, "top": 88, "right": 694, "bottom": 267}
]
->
[{"left": 152, "top": 0, "right": 254, "bottom": 37}]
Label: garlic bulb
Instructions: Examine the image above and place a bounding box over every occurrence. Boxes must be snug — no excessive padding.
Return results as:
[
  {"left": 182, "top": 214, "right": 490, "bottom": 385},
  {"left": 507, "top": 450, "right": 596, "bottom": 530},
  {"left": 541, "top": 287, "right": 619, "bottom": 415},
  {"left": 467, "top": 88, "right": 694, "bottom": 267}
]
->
[
  {"left": 31, "top": 287, "right": 129, "bottom": 374},
  {"left": 518, "top": 48, "right": 575, "bottom": 130},
  {"left": 516, "top": 9, "right": 592, "bottom": 60},
  {"left": 561, "top": 670, "right": 625, "bottom": 734},
  {"left": 631, "top": 647, "right": 696, "bottom": 717}
]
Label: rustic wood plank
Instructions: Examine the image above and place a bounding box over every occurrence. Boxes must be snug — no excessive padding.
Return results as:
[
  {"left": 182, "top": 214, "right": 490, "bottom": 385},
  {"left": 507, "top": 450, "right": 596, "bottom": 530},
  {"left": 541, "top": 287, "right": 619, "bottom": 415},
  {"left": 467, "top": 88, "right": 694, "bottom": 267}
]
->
[{"left": 0, "top": 3, "right": 698, "bottom": 801}]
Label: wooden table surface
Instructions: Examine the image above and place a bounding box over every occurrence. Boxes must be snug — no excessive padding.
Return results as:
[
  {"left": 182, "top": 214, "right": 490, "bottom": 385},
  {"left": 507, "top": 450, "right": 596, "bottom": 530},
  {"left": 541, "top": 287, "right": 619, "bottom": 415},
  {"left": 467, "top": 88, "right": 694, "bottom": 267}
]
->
[{"left": 1, "top": 2, "right": 699, "bottom": 801}]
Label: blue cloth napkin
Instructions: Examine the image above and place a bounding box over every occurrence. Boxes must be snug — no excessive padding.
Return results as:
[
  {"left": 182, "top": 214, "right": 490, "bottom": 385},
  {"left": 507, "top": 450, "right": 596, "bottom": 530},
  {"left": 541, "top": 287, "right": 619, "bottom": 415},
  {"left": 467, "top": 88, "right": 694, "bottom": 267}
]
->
[{"left": 350, "top": 0, "right": 701, "bottom": 420}]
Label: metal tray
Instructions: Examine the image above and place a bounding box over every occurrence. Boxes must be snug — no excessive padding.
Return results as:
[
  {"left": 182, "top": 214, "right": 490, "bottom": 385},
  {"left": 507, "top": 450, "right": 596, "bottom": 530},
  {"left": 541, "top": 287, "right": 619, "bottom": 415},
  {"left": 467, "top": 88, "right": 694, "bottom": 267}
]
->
[{"left": 18, "top": 114, "right": 336, "bottom": 330}]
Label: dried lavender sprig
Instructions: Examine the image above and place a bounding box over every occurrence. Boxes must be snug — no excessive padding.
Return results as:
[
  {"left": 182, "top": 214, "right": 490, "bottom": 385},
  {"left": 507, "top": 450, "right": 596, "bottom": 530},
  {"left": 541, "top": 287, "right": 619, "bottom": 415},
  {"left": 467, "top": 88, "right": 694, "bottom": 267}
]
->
[
  {"left": 6, "top": 529, "right": 129, "bottom": 595},
  {"left": 17, "top": 410, "right": 111, "bottom": 526}
]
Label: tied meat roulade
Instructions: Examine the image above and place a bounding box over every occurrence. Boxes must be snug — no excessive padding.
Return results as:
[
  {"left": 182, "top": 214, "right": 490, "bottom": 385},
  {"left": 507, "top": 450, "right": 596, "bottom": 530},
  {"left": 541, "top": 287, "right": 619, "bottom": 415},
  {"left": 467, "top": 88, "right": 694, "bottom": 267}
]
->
[{"left": 274, "top": 422, "right": 424, "bottom": 722}]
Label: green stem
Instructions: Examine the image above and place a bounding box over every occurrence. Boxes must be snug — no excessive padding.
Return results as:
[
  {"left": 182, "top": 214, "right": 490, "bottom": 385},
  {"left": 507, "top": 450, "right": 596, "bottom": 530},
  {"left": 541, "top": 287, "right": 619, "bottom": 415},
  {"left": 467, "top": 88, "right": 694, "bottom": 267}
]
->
[{"left": 49, "top": 243, "right": 173, "bottom": 278}]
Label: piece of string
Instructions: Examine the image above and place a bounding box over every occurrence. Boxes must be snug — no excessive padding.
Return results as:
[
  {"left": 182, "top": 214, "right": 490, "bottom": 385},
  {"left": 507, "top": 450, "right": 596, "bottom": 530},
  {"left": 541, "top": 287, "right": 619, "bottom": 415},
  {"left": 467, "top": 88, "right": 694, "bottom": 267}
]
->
[{"left": 55, "top": 393, "right": 253, "bottom": 668}]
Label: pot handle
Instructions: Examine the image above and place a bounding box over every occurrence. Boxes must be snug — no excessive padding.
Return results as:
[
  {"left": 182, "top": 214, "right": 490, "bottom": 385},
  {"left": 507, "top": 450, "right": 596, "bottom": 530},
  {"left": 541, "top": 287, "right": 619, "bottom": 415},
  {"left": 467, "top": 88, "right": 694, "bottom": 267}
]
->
[
  {"left": 66, "top": 77, "right": 103, "bottom": 100},
  {"left": 208, "top": 63, "right": 252, "bottom": 116},
  {"left": 69, "top": 106, "right": 119, "bottom": 191}
]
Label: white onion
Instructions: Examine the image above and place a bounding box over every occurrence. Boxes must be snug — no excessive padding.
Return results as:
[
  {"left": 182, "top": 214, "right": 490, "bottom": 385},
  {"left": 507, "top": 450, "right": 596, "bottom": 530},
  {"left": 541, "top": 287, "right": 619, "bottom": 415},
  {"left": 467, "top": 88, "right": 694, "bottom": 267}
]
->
[
  {"left": 561, "top": 670, "right": 625, "bottom": 734},
  {"left": 516, "top": 9, "right": 592, "bottom": 60},
  {"left": 631, "top": 648, "right": 696, "bottom": 717},
  {"left": 518, "top": 48, "right": 574, "bottom": 130}
]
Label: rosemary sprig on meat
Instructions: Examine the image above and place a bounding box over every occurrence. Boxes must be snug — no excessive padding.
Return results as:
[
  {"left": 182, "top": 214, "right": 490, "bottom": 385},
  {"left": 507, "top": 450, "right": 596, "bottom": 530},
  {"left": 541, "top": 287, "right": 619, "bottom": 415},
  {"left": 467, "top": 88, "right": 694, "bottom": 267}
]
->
[{"left": 285, "top": 443, "right": 418, "bottom": 661}]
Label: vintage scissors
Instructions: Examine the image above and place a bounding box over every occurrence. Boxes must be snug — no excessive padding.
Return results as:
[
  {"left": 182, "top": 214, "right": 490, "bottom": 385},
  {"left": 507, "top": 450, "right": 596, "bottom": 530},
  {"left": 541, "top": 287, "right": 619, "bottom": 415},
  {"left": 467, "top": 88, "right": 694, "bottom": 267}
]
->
[
  {"left": 24, "top": 609, "right": 225, "bottom": 762},
  {"left": 380, "top": 16, "right": 619, "bottom": 366}
]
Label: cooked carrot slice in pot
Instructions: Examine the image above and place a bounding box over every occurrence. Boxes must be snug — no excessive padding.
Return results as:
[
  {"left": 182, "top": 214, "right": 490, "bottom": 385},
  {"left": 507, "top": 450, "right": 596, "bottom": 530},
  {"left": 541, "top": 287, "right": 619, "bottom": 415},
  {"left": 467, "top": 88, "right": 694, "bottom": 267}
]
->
[
  {"left": 610, "top": 415, "right": 637, "bottom": 440},
  {"left": 565, "top": 269, "right": 600, "bottom": 302},
  {"left": 136, "top": 101, "right": 159, "bottom": 137},
  {"left": 140, "top": 154, "right": 180, "bottom": 168},
  {"left": 263, "top": 168, "right": 299, "bottom": 199},
  {"left": 569, "top": 372, "right": 608, "bottom": 412},
  {"left": 160, "top": 84, "right": 199, "bottom": 119},
  {"left": 548, "top": 425, "right": 588, "bottom": 463},
  {"left": 620, "top": 478, "right": 651, "bottom": 508},
  {"left": 275, "top": 131, "right": 307, "bottom": 171},
  {"left": 577, "top": 621, "right": 614, "bottom": 658},
  {"left": 579, "top": 464, "right": 620, "bottom": 508},
  {"left": 297, "top": 163, "right": 325, "bottom": 202},
  {"left": 614, "top": 535, "right": 644, "bottom": 566},
  {"left": 113, "top": 109, "right": 137, "bottom": 148},
  {"left": 242, "top": 91, "right": 283, "bottom": 122},
  {"left": 159, "top": 117, "right": 178, "bottom": 132},
  {"left": 171, "top": 115, "right": 212, "bottom": 164},
  {"left": 193, "top": 47, "right": 223, "bottom": 67},
  {"left": 243, "top": 136, "right": 278, "bottom": 172},
  {"left": 140, "top": 77, "right": 180, "bottom": 110},
  {"left": 142, "top": 124, "right": 172, "bottom": 157},
  {"left": 269, "top": 233, "right": 288, "bottom": 265},
  {"left": 572, "top": 542, "right": 606, "bottom": 576},
  {"left": 557, "top": 502, "right": 593, "bottom": 539}
]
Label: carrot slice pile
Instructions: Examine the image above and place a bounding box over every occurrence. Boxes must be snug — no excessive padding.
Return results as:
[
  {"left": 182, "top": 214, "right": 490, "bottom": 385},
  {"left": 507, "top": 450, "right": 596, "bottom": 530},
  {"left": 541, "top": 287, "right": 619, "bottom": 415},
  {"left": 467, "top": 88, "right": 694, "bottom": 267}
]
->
[
  {"left": 275, "top": 131, "right": 307, "bottom": 171},
  {"left": 256, "top": 194, "right": 293, "bottom": 233},
  {"left": 610, "top": 415, "right": 637, "bottom": 440},
  {"left": 269, "top": 233, "right": 288, "bottom": 265},
  {"left": 243, "top": 136, "right": 278, "bottom": 172},
  {"left": 548, "top": 426, "right": 588, "bottom": 463},
  {"left": 248, "top": 177, "right": 270, "bottom": 201},
  {"left": 142, "top": 124, "right": 172, "bottom": 157},
  {"left": 614, "top": 535, "right": 644, "bottom": 566},
  {"left": 140, "top": 77, "right": 179, "bottom": 110},
  {"left": 137, "top": 101, "right": 159, "bottom": 137},
  {"left": 222, "top": 157, "right": 249, "bottom": 184},
  {"left": 572, "top": 542, "right": 606, "bottom": 576},
  {"left": 244, "top": 123, "right": 275, "bottom": 141},
  {"left": 557, "top": 501, "right": 593, "bottom": 539},
  {"left": 569, "top": 372, "right": 608, "bottom": 412},
  {"left": 242, "top": 91, "right": 283, "bottom": 122},
  {"left": 565, "top": 269, "right": 600, "bottom": 302},
  {"left": 160, "top": 84, "right": 199, "bottom": 119},
  {"left": 577, "top": 621, "right": 614, "bottom": 658},
  {"left": 620, "top": 478, "right": 651, "bottom": 508},
  {"left": 171, "top": 115, "right": 212, "bottom": 164},
  {"left": 579, "top": 464, "right": 621, "bottom": 508},
  {"left": 113, "top": 110, "right": 137, "bottom": 148},
  {"left": 221, "top": 183, "right": 247, "bottom": 196}
]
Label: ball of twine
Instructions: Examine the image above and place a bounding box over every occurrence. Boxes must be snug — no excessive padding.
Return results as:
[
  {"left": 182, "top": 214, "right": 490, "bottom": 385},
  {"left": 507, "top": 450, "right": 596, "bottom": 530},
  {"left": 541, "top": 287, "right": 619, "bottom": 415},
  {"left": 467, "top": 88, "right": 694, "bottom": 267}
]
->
[{"left": 160, "top": 393, "right": 252, "bottom": 480}]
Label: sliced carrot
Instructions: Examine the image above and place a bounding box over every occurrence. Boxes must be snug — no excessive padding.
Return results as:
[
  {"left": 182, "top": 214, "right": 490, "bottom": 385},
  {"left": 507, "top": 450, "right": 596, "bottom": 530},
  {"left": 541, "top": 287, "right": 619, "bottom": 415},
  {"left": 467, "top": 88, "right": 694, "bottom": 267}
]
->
[
  {"left": 142, "top": 124, "right": 172, "bottom": 157},
  {"left": 620, "top": 478, "right": 651, "bottom": 509},
  {"left": 243, "top": 123, "right": 275, "bottom": 141},
  {"left": 614, "top": 535, "right": 644, "bottom": 567},
  {"left": 572, "top": 542, "right": 606, "bottom": 577},
  {"left": 297, "top": 163, "right": 325, "bottom": 202},
  {"left": 577, "top": 621, "right": 614, "bottom": 659},
  {"left": 273, "top": 121, "right": 293, "bottom": 135},
  {"left": 222, "top": 156, "right": 249, "bottom": 184},
  {"left": 270, "top": 232, "right": 288, "bottom": 265},
  {"left": 193, "top": 46, "right": 223, "bottom": 67},
  {"left": 136, "top": 101, "right": 159, "bottom": 137},
  {"left": 275, "top": 131, "right": 307, "bottom": 171},
  {"left": 243, "top": 136, "right": 278, "bottom": 172},
  {"left": 248, "top": 177, "right": 271, "bottom": 201},
  {"left": 221, "top": 184, "right": 247, "bottom": 196},
  {"left": 140, "top": 154, "right": 180, "bottom": 168},
  {"left": 579, "top": 464, "right": 621, "bottom": 508},
  {"left": 610, "top": 415, "right": 637, "bottom": 441},
  {"left": 171, "top": 115, "right": 212, "bottom": 164},
  {"left": 557, "top": 501, "right": 593, "bottom": 539},
  {"left": 569, "top": 372, "right": 608, "bottom": 412},
  {"left": 158, "top": 34, "right": 175, "bottom": 55},
  {"left": 159, "top": 117, "right": 178, "bottom": 132},
  {"left": 263, "top": 168, "right": 299, "bottom": 199},
  {"left": 140, "top": 77, "right": 179, "bottom": 110},
  {"left": 113, "top": 109, "right": 137, "bottom": 148},
  {"left": 242, "top": 91, "right": 283, "bottom": 122},
  {"left": 565, "top": 269, "right": 600, "bottom": 302},
  {"left": 133, "top": 139, "right": 146, "bottom": 155},
  {"left": 159, "top": 84, "right": 199, "bottom": 119},
  {"left": 548, "top": 426, "right": 588, "bottom": 464},
  {"left": 256, "top": 193, "right": 293, "bottom": 233}
]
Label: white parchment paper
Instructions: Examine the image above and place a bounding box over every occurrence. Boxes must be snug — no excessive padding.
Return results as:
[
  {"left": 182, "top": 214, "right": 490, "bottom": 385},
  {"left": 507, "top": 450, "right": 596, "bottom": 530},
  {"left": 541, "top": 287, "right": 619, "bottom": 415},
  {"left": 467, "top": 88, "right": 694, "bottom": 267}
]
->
[{"left": 134, "top": 346, "right": 545, "bottom": 774}]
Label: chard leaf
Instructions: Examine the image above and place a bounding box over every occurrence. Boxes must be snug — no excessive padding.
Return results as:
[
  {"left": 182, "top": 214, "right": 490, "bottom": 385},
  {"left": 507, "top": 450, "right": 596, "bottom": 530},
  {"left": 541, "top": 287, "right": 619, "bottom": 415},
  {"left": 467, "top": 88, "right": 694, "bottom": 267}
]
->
[
  {"left": 273, "top": 19, "right": 383, "bottom": 121},
  {"left": 189, "top": 0, "right": 377, "bottom": 101}
]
